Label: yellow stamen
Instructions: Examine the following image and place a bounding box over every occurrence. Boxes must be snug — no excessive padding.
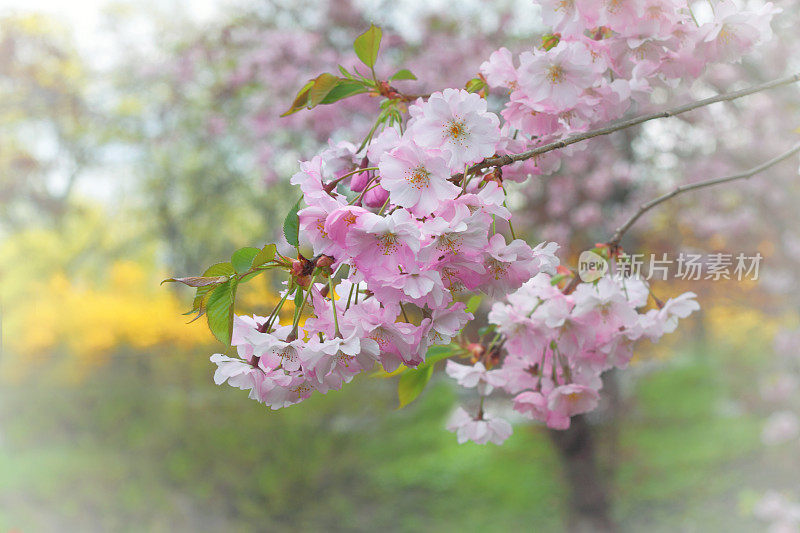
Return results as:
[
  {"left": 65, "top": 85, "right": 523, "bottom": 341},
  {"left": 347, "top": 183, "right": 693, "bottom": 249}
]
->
[
  {"left": 406, "top": 165, "right": 431, "bottom": 189},
  {"left": 445, "top": 119, "right": 468, "bottom": 144},
  {"left": 377, "top": 233, "right": 400, "bottom": 255},
  {"left": 546, "top": 64, "right": 565, "bottom": 84}
]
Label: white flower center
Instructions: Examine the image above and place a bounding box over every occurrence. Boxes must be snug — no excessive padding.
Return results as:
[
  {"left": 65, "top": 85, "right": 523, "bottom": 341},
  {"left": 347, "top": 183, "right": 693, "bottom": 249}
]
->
[
  {"left": 445, "top": 118, "right": 468, "bottom": 144},
  {"left": 546, "top": 64, "right": 565, "bottom": 84},
  {"left": 406, "top": 165, "right": 431, "bottom": 190},
  {"left": 377, "top": 232, "right": 400, "bottom": 255}
]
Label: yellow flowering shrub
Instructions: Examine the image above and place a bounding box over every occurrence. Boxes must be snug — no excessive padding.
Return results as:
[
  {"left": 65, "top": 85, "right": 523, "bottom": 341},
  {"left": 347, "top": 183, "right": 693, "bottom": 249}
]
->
[
  {"left": 0, "top": 204, "right": 291, "bottom": 381},
  {"left": 2, "top": 259, "right": 294, "bottom": 382},
  {"left": 3, "top": 262, "right": 204, "bottom": 379}
]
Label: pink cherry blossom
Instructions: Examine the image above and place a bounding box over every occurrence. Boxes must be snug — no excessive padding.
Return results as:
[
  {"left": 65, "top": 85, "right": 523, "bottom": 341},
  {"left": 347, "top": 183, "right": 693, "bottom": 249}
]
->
[
  {"left": 445, "top": 361, "right": 506, "bottom": 395},
  {"left": 479, "top": 47, "right": 518, "bottom": 89},
  {"left": 485, "top": 271, "right": 699, "bottom": 430},
  {"left": 516, "top": 42, "right": 603, "bottom": 110},
  {"left": 424, "top": 303, "right": 473, "bottom": 345},
  {"left": 378, "top": 141, "right": 458, "bottom": 215},
  {"left": 210, "top": 354, "right": 258, "bottom": 391},
  {"left": 408, "top": 88, "right": 501, "bottom": 168},
  {"left": 346, "top": 210, "right": 421, "bottom": 272},
  {"left": 362, "top": 182, "right": 390, "bottom": 208},
  {"left": 446, "top": 407, "right": 513, "bottom": 445},
  {"left": 482, "top": 234, "right": 545, "bottom": 296},
  {"left": 547, "top": 384, "right": 600, "bottom": 418},
  {"left": 698, "top": 1, "right": 779, "bottom": 63}
]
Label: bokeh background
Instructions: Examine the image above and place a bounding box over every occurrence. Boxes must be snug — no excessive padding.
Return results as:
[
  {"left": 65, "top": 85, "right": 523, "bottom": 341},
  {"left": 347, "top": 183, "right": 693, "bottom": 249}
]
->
[{"left": 2, "top": 0, "right": 800, "bottom": 530}]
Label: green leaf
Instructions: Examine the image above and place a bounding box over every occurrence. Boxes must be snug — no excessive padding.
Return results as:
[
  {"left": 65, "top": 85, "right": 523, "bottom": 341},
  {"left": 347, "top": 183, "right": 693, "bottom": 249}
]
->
[
  {"left": 308, "top": 73, "right": 342, "bottom": 107},
  {"left": 231, "top": 247, "right": 260, "bottom": 274},
  {"left": 390, "top": 68, "right": 416, "bottom": 81},
  {"left": 283, "top": 197, "right": 303, "bottom": 247},
  {"left": 162, "top": 275, "right": 229, "bottom": 287},
  {"left": 206, "top": 280, "right": 237, "bottom": 346},
  {"left": 353, "top": 24, "right": 382, "bottom": 69},
  {"left": 466, "top": 294, "right": 482, "bottom": 314},
  {"left": 281, "top": 79, "right": 315, "bottom": 116},
  {"left": 477, "top": 324, "right": 495, "bottom": 337},
  {"left": 542, "top": 33, "right": 561, "bottom": 51},
  {"left": 203, "top": 262, "right": 236, "bottom": 277},
  {"left": 319, "top": 80, "right": 369, "bottom": 104},
  {"left": 371, "top": 365, "right": 408, "bottom": 378},
  {"left": 190, "top": 262, "right": 235, "bottom": 312},
  {"left": 184, "top": 309, "right": 207, "bottom": 324},
  {"left": 398, "top": 364, "right": 434, "bottom": 408},
  {"left": 237, "top": 271, "right": 262, "bottom": 284},
  {"left": 252, "top": 244, "right": 277, "bottom": 268},
  {"left": 373, "top": 345, "right": 454, "bottom": 379},
  {"left": 338, "top": 65, "right": 353, "bottom": 78},
  {"left": 418, "top": 345, "right": 455, "bottom": 368},
  {"left": 465, "top": 77, "right": 486, "bottom": 94}
]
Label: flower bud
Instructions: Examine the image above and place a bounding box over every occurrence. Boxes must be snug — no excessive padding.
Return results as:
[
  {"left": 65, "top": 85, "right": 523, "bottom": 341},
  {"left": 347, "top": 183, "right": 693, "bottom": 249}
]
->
[
  {"left": 467, "top": 343, "right": 485, "bottom": 361},
  {"left": 363, "top": 184, "right": 389, "bottom": 207},
  {"left": 290, "top": 260, "right": 304, "bottom": 277},
  {"left": 316, "top": 255, "right": 335, "bottom": 269}
]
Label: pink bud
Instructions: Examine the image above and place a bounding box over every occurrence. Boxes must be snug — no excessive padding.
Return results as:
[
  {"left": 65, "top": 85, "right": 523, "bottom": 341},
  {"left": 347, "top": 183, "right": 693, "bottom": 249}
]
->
[
  {"left": 350, "top": 171, "right": 371, "bottom": 192},
  {"left": 363, "top": 184, "right": 389, "bottom": 207}
]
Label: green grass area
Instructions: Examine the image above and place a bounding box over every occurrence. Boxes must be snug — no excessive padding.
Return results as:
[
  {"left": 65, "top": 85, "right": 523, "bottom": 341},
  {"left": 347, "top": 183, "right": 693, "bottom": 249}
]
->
[
  {"left": 614, "top": 354, "right": 764, "bottom": 531},
  {"left": 0, "top": 347, "right": 771, "bottom": 532}
]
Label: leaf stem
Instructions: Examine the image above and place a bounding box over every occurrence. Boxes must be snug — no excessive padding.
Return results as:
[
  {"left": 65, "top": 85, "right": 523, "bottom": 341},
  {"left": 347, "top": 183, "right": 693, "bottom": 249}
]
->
[
  {"left": 291, "top": 271, "right": 320, "bottom": 334},
  {"left": 265, "top": 287, "right": 291, "bottom": 332},
  {"left": 329, "top": 277, "right": 341, "bottom": 338}
]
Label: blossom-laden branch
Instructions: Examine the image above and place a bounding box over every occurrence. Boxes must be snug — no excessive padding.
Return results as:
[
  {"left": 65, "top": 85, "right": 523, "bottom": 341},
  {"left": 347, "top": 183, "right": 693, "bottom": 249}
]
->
[
  {"left": 470, "top": 72, "right": 800, "bottom": 174},
  {"left": 175, "top": 0, "right": 790, "bottom": 446},
  {"left": 608, "top": 142, "right": 800, "bottom": 247}
]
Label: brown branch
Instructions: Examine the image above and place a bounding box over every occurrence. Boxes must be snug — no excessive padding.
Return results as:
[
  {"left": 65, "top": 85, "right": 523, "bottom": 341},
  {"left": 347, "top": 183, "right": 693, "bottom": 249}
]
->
[
  {"left": 607, "top": 142, "right": 800, "bottom": 246},
  {"left": 397, "top": 92, "right": 431, "bottom": 102},
  {"left": 469, "top": 72, "right": 800, "bottom": 175},
  {"left": 562, "top": 273, "right": 582, "bottom": 295}
]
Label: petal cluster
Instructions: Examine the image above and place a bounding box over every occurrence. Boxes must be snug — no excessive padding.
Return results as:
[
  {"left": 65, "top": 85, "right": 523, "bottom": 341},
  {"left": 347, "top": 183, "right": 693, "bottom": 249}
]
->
[{"left": 485, "top": 273, "right": 698, "bottom": 430}]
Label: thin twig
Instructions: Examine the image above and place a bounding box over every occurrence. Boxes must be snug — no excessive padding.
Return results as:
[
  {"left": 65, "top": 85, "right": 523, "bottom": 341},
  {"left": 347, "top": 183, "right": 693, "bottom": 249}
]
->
[
  {"left": 562, "top": 274, "right": 582, "bottom": 295},
  {"left": 468, "top": 72, "right": 800, "bottom": 175},
  {"left": 607, "top": 142, "right": 800, "bottom": 246}
]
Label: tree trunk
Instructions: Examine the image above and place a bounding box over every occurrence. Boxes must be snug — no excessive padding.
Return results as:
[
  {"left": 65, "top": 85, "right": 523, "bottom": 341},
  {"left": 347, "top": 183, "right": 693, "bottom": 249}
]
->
[{"left": 548, "top": 415, "right": 616, "bottom": 533}]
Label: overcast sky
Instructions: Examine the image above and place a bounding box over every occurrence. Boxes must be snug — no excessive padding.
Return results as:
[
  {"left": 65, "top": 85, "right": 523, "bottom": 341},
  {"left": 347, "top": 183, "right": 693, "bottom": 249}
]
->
[{"left": 0, "top": 0, "right": 233, "bottom": 63}]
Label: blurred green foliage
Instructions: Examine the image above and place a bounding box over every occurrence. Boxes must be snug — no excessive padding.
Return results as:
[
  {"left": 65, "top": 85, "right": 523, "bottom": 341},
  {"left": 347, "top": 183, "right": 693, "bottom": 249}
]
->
[{"left": 0, "top": 346, "right": 776, "bottom": 532}]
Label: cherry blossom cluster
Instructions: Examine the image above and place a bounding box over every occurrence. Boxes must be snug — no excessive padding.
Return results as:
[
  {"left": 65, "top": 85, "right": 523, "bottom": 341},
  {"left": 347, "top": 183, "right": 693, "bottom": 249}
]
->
[
  {"left": 445, "top": 273, "right": 699, "bottom": 444},
  {"left": 209, "top": 278, "right": 465, "bottom": 410},
  {"left": 479, "top": 0, "right": 778, "bottom": 183},
  {"left": 210, "top": 87, "right": 560, "bottom": 409},
  {"left": 204, "top": 0, "right": 780, "bottom": 441}
]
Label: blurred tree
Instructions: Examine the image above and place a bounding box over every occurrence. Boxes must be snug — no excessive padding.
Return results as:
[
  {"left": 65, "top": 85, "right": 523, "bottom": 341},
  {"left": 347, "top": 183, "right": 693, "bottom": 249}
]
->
[
  {"left": 105, "top": 0, "right": 530, "bottom": 273},
  {"left": 0, "top": 14, "right": 103, "bottom": 230}
]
